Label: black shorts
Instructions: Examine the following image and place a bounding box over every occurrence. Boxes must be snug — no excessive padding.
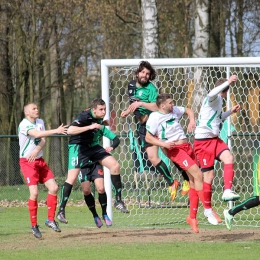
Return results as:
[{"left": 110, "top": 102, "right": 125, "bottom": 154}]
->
[
  {"left": 78, "top": 163, "right": 104, "bottom": 183},
  {"left": 68, "top": 144, "right": 111, "bottom": 170},
  {"left": 137, "top": 123, "right": 153, "bottom": 149}
]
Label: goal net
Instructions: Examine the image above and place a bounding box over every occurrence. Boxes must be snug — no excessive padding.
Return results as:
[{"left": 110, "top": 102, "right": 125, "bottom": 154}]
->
[{"left": 101, "top": 57, "right": 260, "bottom": 228}]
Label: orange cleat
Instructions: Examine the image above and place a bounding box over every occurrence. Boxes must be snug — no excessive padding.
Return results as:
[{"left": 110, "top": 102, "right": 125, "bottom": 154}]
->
[
  {"left": 169, "top": 180, "right": 179, "bottom": 201},
  {"left": 212, "top": 209, "right": 222, "bottom": 223},
  {"left": 186, "top": 215, "right": 199, "bottom": 233},
  {"left": 181, "top": 180, "right": 190, "bottom": 196}
]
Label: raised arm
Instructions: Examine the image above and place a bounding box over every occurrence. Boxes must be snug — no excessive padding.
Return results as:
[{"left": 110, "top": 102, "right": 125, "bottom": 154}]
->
[
  {"left": 208, "top": 75, "right": 237, "bottom": 100},
  {"left": 185, "top": 108, "right": 196, "bottom": 132},
  {"left": 128, "top": 101, "right": 158, "bottom": 113},
  {"left": 67, "top": 123, "right": 102, "bottom": 135},
  {"left": 28, "top": 124, "right": 68, "bottom": 138}
]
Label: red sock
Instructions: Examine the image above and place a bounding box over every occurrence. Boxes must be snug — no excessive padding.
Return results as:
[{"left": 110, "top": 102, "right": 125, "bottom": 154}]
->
[
  {"left": 28, "top": 199, "right": 38, "bottom": 226},
  {"left": 47, "top": 194, "right": 57, "bottom": 221},
  {"left": 189, "top": 188, "right": 199, "bottom": 219},
  {"left": 223, "top": 164, "right": 234, "bottom": 190},
  {"left": 203, "top": 182, "right": 212, "bottom": 209},
  {"left": 196, "top": 189, "right": 206, "bottom": 208}
]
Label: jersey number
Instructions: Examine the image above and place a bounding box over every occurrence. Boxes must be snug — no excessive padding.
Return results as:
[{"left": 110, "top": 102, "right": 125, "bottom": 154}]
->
[
  {"left": 182, "top": 160, "right": 188, "bottom": 167},
  {"left": 71, "top": 157, "right": 78, "bottom": 166},
  {"left": 203, "top": 159, "right": 207, "bottom": 166}
]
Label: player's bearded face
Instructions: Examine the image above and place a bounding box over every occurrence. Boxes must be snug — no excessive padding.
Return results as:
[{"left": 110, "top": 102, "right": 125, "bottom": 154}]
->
[
  {"left": 93, "top": 105, "right": 106, "bottom": 118},
  {"left": 137, "top": 68, "right": 150, "bottom": 86}
]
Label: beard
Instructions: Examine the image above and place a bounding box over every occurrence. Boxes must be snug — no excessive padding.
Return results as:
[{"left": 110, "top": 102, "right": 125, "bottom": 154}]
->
[{"left": 137, "top": 76, "right": 149, "bottom": 86}]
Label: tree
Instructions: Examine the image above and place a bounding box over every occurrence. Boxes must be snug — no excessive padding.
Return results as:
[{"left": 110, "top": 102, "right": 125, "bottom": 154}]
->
[
  {"left": 141, "top": 0, "right": 159, "bottom": 58},
  {"left": 191, "top": 0, "right": 210, "bottom": 115}
]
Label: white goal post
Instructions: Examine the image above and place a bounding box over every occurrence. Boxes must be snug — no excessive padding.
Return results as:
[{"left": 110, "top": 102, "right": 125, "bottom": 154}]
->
[{"left": 101, "top": 57, "right": 260, "bottom": 227}]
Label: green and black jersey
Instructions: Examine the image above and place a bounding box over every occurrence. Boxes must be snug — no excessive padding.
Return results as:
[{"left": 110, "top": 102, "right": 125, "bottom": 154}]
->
[
  {"left": 128, "top": 80, "right": 158, "bottom": 117},
  {"left": 69, "top": 109, "right": 116, "bottom": 147}
]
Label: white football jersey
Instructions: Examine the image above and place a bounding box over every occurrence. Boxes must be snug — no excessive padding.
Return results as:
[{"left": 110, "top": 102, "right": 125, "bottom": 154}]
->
[
  {"left": 195, "top": 95, "right": 223, "bottom": 138},
  {"left": 18, "top": 118, "right": 45, "bottom": 158},
  {"left": 146, "top": 106, "right": 187, "bottom": 142}
]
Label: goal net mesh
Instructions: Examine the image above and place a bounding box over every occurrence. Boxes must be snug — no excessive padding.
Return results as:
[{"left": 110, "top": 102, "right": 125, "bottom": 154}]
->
[{"left": 104, "top": 61, "right": 260, "bottom": 228}]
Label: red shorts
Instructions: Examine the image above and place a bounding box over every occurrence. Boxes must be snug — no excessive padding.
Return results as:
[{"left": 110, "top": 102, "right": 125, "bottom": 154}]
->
[
  {"left": 19, "top": 158, "right": 54, "bottom": 186},
  {"left": 167, "top": 143, "right": 197, "bottom": 171},
  {"left": 193, "top": 137, "right": 229, "bottom": 170}
]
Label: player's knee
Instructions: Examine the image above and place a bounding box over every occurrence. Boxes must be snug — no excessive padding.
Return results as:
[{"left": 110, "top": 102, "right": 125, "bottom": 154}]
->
[
  {"left": 220, "top": 151, "right": 234, "bottom": 164},
  {"left": 147, "top": 154, "right": 159, "bottom": 165},
  {"left": 192, "top": 168, "right": 203, "bottom": 182},
  {"left": 110, "top": 161, "right": 120, "bottom": 173},
  {"left": 96, "top": 187, "right": 105, "bottom": 193},
  {"left": 29, "top": 191, "right": 38, "bottom": 201},
  {"left": 49, "top": 183, "right": 59, "bottom": 194},
  {"left": 82, "top": 189, "right": 91, "bottom": 196},
  {"left": 203, "top": 171, "right": 214, "bottom": 183},
  {"left": 225, "top": 154, "right": 234, "bottom": 163}
]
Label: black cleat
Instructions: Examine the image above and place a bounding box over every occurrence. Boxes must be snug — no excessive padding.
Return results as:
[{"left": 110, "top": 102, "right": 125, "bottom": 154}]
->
[
  {"left": 114, "top": 201, "right": 130, "bottom": 213},
  {"left": 57, "top": 211, "right": 68, "bottom": 224},
  {"left": 45, "top": 220, "right": 61, "bottom": 232},
  {"left": 31, "top": 225, "right": 42, "bottom": 238}
]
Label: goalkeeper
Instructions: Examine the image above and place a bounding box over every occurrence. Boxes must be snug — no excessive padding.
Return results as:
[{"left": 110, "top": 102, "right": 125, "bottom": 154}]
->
[{"left": 121, "top": 60, "right": 190, "bottom": 201}]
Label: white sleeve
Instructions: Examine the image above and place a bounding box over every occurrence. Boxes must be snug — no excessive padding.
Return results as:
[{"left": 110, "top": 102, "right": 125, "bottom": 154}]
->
[
  {"left": 146, "top": 113, "right": 158, "bottom": 136},
  {"left": 208, "top": 81, "right": 229, "bottom": 101},
  {"left": 221, "top": 110, "right": 232, "bottom": 120},
  {"left": 19, "top": 122, "right": 28, "bottom": 136},
  {"left": 20, "top": 121, "right": 34, "bottom": 136},
  {"left": 173, "top": 106, "right": 185, "bottom": 119}
]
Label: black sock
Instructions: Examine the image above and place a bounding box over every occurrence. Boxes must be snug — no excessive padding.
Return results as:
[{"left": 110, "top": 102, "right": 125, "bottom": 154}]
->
[
  {"left": 111, "top": 174, "right": 122, "bottom": 202},
  {"left": 229, "top": 196, "right": 260, "bottom": 216},
  {"left": 84, "top": 194, "right": 98, "bottom": 218},
  {"left": 59, "top": 182, "right": 72, "bottom": 213},
  {"left": 173, "top": 161, "right": 189, "bottom": 181},
  {"left": 155, "top": 160, "right": 173, "bottom": 186},
  {"left": 98, "top": 193, "right": 107, "bottom": 216}
]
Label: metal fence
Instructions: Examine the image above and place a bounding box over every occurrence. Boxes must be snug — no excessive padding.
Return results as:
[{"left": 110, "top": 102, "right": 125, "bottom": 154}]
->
[{"left": 0, "top": 135, "right": 73, "bottom": 202}]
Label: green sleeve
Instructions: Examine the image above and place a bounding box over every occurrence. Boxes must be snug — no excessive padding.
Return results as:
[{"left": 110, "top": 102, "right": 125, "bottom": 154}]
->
[{"left": 103, "top": 127, "right": 117, "bottom": 140}]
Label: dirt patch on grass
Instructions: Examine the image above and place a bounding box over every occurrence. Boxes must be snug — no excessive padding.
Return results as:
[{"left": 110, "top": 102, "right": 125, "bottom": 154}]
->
[{"left": 2, "top": 227, "right": 260, "bottom": 250}]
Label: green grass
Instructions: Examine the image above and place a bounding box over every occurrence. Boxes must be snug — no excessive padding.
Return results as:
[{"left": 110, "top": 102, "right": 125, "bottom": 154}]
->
[
  {"left": 1, "top": 241, "right": 259, "bottom": 260},
  {"left": 1, "top": 206, "right": 260, "bottom": 260}
]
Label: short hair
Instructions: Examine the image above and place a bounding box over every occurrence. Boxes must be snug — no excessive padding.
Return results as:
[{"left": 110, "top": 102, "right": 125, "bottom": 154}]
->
[
  {"left": 135, "top": 60, "right": 156, "bottom": 81},
  {"left": 91, "top": 98, "right": 106, "bottom": 109},
  {"left": 215, "top": 78, "right": 229, "bottom": 92},
  {"left": 156, "top": 93, "right": 172, "bottom": 107},
  {"left": 23, "top": 102, "right": 36, "bottom": 113}
]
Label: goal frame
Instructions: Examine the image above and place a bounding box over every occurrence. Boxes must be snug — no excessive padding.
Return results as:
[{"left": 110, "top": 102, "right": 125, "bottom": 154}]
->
[{"left": 101, "top": 57, "right": 260, "bottom": 220}]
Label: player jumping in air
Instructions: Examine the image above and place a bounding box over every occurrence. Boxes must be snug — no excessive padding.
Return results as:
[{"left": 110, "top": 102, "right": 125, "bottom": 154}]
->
[{"left": 193, "top": 75, "right": 240, "bottom": 224}]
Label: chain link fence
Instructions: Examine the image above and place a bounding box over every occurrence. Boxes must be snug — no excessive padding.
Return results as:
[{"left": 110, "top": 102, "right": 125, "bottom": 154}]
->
[{"left": 0, "top": 135, "right": 79, "bottom": 203}]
